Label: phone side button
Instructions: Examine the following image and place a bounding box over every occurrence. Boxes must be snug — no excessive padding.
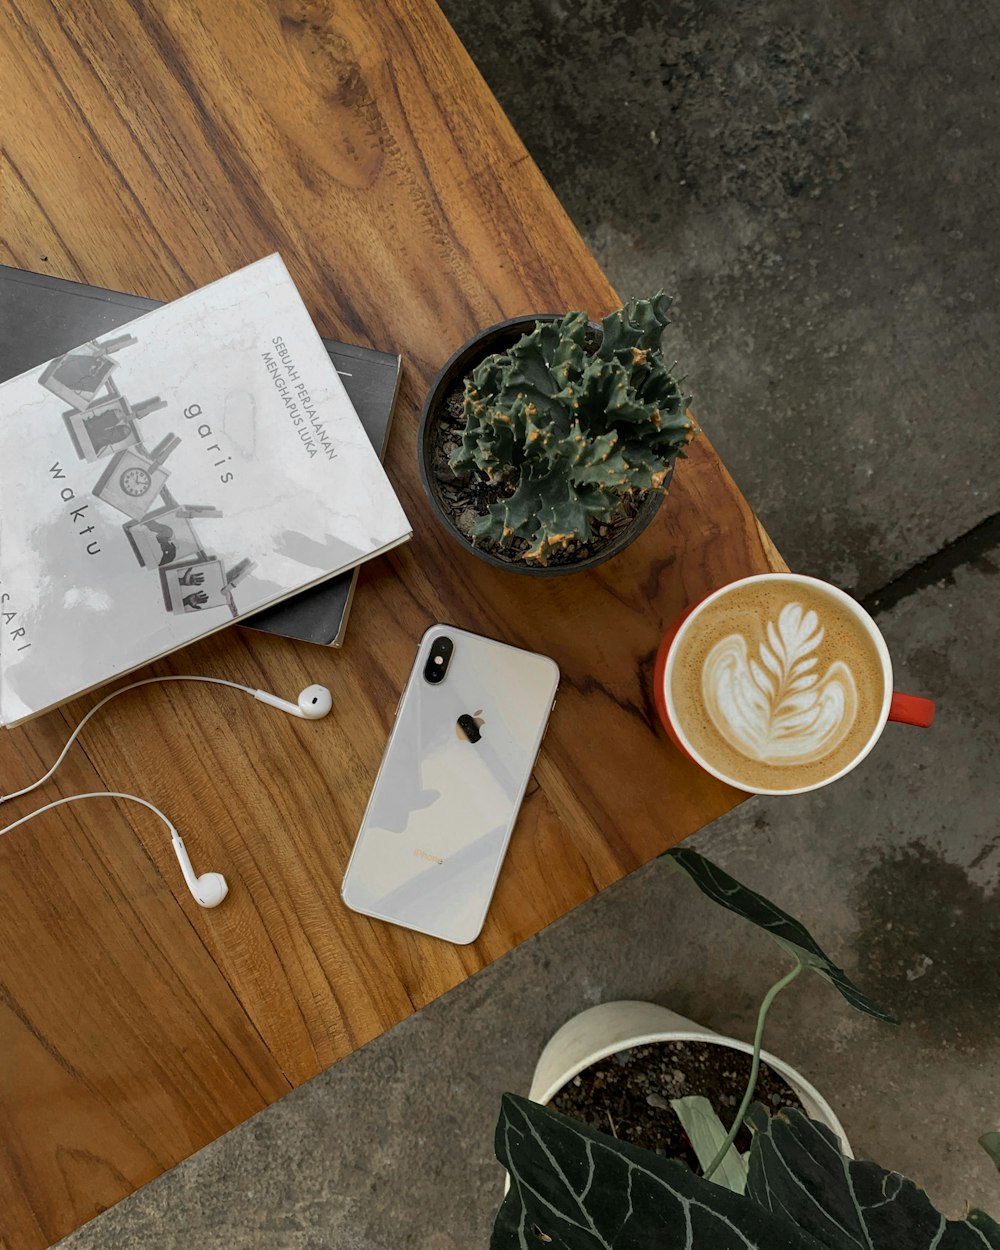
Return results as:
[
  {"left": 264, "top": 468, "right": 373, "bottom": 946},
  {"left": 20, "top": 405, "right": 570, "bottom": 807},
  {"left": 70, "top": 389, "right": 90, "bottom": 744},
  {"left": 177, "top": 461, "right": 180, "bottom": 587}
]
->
[{"left": 542, "top": 697, "right": 557, "bottom": 743}]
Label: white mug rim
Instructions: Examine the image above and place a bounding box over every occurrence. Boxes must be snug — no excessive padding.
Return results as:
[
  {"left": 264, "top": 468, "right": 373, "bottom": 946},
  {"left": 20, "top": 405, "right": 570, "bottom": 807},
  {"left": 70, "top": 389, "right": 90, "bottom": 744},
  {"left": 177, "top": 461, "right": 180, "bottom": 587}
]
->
[{"left": 663, "top": 573, "right": 894, "bottom": 796}]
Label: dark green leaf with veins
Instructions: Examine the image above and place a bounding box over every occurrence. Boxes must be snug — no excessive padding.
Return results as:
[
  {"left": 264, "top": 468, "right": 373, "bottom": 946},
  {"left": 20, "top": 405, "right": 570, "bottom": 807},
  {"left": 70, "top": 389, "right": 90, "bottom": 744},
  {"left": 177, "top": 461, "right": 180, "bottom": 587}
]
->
[
  {"left": 493, "top": 1093, "right": 826, "bottom": 1250},
  {"left": 665, "top": 848, "right": 896, "bottom": 1024},
  {"left": 747, "top": 1105, "right": 1000, "bottom": 1250}
]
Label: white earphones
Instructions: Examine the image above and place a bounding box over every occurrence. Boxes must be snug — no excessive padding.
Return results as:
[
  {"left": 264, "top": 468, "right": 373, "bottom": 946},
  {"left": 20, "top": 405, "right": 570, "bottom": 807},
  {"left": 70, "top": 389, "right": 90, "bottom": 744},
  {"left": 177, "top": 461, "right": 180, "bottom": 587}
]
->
[
  {"left": 0, "top": 792, "right": 229, "bottom": 907},
  {"left": 171, "top": 827, "right": 229, "bottom": 908},
  {"left": 252, "top": 683, "right": 333, "bottom": 719},
  {"left": 0, "top": 674, "right": 332, "bottom": 907}
]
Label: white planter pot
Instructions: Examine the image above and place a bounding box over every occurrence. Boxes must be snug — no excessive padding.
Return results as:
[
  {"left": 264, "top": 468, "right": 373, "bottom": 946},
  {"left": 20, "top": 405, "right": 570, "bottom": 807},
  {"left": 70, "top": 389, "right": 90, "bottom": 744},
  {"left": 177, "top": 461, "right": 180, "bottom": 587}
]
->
[{"left": 529, "top": 1000, "right": 852, "bottom": 1158}]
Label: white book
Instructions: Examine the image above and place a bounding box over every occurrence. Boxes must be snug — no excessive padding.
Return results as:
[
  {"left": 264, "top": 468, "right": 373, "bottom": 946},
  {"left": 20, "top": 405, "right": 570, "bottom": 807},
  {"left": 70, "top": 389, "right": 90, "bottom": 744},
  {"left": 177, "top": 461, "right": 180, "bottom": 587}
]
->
[{"left": 0, "top": 255, "right": 412, "bottom": 727}]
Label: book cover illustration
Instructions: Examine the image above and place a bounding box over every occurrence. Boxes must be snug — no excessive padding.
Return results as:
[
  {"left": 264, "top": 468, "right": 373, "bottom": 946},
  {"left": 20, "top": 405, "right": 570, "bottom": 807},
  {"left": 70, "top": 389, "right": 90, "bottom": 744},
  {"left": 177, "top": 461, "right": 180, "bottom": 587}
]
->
[
  {"left": 0, "top": 255, "right": 411, "bottom": 727},
  {"left": 37, "top": 333, "right": 136, "bottom": 409},
  {"left": 0, "top": 265, "right": 404, "bottom": 649},
  {"left": 62, "top": 381, "right": 168, "bottom": 463}
]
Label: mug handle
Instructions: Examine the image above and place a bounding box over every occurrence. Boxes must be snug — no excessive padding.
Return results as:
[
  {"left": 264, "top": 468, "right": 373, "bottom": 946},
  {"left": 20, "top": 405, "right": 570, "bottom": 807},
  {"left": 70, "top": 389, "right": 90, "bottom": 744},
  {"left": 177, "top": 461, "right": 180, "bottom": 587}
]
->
[{"left": 889, "top": 692, "right": 935, "bottom": 727}]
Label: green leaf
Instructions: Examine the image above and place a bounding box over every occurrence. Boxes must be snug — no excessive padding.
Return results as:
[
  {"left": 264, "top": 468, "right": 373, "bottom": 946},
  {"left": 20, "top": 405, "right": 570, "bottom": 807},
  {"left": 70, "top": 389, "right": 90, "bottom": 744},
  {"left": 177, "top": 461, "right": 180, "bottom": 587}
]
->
[
  {"left": 521, "top": 407, "right": 559, "bottom": 462},
  {"left": 568, "top": 429, "right": 633, "bottom": 490},
  {"left": 670, "top": 1095, "right": 748, "bottom": 1194},
  {"left": 500, "top": 490, "right": 542, "bottom": 541},
  {"left": 639, "top": 361, "right": 685, "bottom": 410},
  {"left": 972, "top": 1213, "right": 1000, "bottom": 1245},
  {"left": 470, "top": 411, "right": 518, "bottom": 474},
  {"left": 504, "top": 332, "right": 561, "bottom": 400},
  {"left": 597, "top": 292, "right": 673, "bottom": 359},
  {"left": 532, "top": 492, "right": 593, "bottom": 556},
  {"left": 468, "top": 353, "right": 509, "bottom": 398},
  {"left": 493, "top": 1093, "right": 826, "bottom": 1250},
  {"left": 747, "top": 1104, "right": 1000, "bottom": 1249},
  {"left": 491, "top": 326, "right": 570, "bottom": 428},
  {"left": 665, "top": 848, "right": 897, "bottom": 1025},
  {"left": 470, "top": 507, "right": 503, "bottom": 543},
  {"left": 981, "top": 1132, "right": 1000, "bottom": 1172},
  {"left": 548, "top": 311, "right": 588, "bottom": 378},
  {"left": 560, "top": 357, "right": 634, "bottom": 434},
  {"left": 615, "top": 438, "right": 675, "bottom": 490},
  {"left": 573, "top": 482, "right": 621, "bottom": 524}
]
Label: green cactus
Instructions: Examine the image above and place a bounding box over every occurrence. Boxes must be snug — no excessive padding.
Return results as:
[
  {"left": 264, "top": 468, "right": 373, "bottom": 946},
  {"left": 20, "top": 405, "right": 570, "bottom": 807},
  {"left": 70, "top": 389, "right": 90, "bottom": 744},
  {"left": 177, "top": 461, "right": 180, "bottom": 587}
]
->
[{"left": 449, "top": 293, "right": 698, "bottom": 563}]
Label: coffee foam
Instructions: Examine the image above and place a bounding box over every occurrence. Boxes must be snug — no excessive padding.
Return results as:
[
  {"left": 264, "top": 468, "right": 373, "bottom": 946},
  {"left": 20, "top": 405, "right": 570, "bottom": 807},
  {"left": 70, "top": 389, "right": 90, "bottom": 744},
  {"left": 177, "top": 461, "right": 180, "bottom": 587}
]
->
[{"left": 670, "top": 580, "right": 886, "bottom": 792}]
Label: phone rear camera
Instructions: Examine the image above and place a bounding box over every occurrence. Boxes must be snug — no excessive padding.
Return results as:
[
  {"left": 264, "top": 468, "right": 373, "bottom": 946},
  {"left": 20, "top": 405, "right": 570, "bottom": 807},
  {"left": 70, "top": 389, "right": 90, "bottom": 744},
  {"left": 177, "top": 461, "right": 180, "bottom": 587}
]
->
[{"left": 424, "top": 635, "right": 454, "bottom": 684}]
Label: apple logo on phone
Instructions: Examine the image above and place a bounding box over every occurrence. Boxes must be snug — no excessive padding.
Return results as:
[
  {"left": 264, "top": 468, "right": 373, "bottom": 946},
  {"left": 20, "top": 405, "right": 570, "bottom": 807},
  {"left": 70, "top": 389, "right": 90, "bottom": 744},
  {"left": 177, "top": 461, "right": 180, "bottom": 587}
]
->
[{"left": 456, "top": 710, "right": 485, "bottom": 744}]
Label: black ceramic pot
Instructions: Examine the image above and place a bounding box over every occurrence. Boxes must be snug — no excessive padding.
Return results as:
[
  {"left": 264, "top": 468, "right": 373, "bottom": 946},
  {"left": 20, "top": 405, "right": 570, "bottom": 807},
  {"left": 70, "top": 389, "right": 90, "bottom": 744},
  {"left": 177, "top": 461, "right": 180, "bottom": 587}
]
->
[{"left": 417, "top": 315, "right": 668, "bottom": 578}]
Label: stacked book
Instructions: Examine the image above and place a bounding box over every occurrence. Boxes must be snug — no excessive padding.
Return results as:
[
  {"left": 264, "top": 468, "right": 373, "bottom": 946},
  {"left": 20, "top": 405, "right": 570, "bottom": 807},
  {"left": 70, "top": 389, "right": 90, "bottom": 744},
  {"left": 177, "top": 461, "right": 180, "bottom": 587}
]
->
[{"left": 0, "top": 255, "right": 412, "bottom": 728}]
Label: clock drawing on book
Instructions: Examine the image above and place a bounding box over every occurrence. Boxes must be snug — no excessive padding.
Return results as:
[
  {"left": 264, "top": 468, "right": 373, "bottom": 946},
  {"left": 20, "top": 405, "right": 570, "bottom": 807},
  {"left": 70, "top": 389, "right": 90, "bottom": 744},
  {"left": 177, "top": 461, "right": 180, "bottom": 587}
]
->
[
  {"left": 91, "top": 433, "right": 181, "bottom": 521},
  {"left": 122, "top": 466, "right": 151, "bottom": 494}
]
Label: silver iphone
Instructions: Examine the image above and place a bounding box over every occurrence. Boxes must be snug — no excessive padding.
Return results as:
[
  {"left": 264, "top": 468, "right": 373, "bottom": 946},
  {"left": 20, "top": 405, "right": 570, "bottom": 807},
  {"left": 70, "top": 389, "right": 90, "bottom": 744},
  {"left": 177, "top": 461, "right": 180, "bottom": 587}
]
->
[{"left": 341, "top": 625, "right": 559, "bottom": 944}]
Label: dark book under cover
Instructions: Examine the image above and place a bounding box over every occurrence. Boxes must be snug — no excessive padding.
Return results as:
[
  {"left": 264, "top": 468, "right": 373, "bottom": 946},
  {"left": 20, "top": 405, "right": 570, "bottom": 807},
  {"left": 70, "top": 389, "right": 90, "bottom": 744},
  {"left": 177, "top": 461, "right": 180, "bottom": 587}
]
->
[{"left": 0, "top": 265, "right": 401, "bottom": 647}]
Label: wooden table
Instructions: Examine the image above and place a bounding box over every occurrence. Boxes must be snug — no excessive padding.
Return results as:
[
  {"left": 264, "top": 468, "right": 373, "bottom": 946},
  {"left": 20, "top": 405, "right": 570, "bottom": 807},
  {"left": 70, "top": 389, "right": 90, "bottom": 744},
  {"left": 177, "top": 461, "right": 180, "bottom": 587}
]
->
[{"left": 0, "top": 3, "right": 784, "bottom": 1246}]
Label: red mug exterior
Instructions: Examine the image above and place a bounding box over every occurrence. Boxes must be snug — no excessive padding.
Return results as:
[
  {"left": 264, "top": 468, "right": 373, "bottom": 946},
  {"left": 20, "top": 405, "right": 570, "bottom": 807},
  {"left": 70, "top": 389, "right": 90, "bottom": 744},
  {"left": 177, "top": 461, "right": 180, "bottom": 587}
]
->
[{"left": 655, "top": 575, "right": 935, "bottom": 793}]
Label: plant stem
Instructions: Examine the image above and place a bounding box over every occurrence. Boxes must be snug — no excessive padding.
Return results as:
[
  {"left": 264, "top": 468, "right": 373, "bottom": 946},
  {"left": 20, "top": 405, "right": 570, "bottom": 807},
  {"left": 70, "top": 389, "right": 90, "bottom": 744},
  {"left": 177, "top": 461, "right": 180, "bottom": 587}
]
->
[{"left": 703, "top": 960, "right": 804, "bottom": 1180}]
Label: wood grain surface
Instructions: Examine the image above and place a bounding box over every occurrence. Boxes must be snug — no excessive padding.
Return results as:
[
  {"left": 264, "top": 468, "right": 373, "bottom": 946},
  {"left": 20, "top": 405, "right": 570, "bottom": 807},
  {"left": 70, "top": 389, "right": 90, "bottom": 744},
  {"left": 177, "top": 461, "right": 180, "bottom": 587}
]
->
[{"left": 0, "top": 1, "right": 785, "bottom": 1245}]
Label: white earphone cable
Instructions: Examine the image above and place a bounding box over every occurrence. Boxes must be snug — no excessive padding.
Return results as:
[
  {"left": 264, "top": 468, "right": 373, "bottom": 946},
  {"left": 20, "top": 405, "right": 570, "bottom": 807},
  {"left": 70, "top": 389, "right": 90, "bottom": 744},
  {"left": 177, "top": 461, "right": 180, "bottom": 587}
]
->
[
  {"left": 0, "top": 676, "right": 254, "bottom": 806},
  {"left": 0, "top": 790, "right": 173, "bottom": 840}
]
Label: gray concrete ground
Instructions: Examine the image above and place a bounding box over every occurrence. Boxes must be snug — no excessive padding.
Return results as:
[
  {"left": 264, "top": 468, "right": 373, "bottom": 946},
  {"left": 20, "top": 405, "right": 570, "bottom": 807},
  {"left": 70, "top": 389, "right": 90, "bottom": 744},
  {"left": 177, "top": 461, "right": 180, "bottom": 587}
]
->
[{"left": 60, "top": 2, "right": 998, "bottom": 1247}]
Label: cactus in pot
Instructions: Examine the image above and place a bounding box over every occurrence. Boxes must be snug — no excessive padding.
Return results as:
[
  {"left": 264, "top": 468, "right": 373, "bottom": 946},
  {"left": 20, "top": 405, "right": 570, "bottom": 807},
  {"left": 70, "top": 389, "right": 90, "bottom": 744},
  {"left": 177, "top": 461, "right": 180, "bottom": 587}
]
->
[{"left": 448, "top": 294, "right": 698, "bottom": 565}]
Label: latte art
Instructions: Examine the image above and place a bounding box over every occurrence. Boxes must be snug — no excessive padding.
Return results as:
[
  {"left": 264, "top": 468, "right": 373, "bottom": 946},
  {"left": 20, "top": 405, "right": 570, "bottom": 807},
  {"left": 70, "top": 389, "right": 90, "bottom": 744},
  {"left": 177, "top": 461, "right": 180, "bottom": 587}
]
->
[
  {"left": 667, "top": 576, "right": 887, "bottom": 793},
  {"left": 702, "top": 602, "right": 858, "bottom": 765}
]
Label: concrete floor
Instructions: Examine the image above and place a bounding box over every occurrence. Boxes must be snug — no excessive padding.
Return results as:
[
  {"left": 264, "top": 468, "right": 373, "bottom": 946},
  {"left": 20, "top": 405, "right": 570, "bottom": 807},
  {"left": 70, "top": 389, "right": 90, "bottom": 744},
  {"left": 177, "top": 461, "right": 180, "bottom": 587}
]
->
[{"left": 60, "top": 2, "right": 998, "bottom": 1246}]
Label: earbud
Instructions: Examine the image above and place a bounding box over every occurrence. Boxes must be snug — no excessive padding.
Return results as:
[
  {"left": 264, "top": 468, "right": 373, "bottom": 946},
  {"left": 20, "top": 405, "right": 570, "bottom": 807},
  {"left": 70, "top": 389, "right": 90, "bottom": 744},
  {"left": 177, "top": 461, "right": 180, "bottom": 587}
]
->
[
  {"left": 253, "top": 683, "right": 333, "bottom": 720},
  {"left": 0, "top": 674, "right": 332, "bottom": 907},
  {"left": 0, "top": 791, "right": 229, "bottom": 909},
  {"left": 171, "top": 829, "right": 229, "bottom": 908}
]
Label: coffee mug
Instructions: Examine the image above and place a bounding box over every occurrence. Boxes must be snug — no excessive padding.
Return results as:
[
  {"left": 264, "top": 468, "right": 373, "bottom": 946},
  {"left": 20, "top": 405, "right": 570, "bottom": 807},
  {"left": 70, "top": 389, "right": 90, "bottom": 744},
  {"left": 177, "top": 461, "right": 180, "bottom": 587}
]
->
[{"left": 654, "top": 573, "right": 934, "bottom": 796}]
